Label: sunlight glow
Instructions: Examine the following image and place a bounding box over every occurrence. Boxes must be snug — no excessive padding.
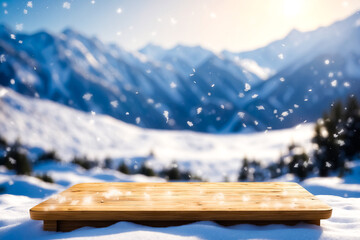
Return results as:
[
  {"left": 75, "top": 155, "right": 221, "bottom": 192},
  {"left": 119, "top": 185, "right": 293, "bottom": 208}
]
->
[{"left": 283, "top": 0, "right": 303, "bottom": 17}]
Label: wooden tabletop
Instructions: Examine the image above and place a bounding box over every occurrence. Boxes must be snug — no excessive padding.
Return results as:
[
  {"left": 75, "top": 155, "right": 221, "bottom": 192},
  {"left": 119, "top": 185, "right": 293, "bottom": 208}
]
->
[{"left": 30, "top": 182, "right": 332, "bottom": 222}]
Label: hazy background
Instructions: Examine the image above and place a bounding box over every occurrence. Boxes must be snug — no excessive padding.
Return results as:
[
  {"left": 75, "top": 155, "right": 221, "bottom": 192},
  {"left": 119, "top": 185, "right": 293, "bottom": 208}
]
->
[{"left": 1, "top": 0, "right": 360, "bottom": 52}]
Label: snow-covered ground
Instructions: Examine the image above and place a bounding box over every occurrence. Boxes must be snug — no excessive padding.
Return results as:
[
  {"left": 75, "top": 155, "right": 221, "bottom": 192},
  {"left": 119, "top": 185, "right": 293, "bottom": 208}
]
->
[
  {"left": 0, "top": 88, "right": 313, "bottom": 181},
  {"left": 1, "top": 88, "right": 360, "bottom": 239},
  {"left": 0, "top": 160, "right": 359, "bottom": 240}
]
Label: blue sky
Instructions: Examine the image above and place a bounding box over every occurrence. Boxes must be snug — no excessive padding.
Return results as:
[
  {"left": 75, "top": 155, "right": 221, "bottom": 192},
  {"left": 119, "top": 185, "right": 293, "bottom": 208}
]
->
[{"left": 0, "top": 0, "right": 360, "bottom": 52}]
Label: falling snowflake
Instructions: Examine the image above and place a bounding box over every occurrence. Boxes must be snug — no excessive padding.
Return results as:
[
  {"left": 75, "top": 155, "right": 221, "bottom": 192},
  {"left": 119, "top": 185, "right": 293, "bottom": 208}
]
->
[
  {"left": 254, "top": 120, "right": 258, "bottom": 125},
  {"left": 237, "top": 112, "right": 245, "bottom": 119},
  {"left": 110, "top": 100, "right": 118, "bottom": 108},
  {"left": 294, "top": 104, "right": 299, "bottom": 108},
  {"left": 136, "top": 117, "right": 141, "bottom": 124},
  {"left": 82, "top": 196, "right": 93, "bottom": 205},
  {"left": 27, "top": 1, "right": 33, "bottom": 8},
  {"left": 170, "top": 82, "right": 177, "bottom": 88},
  {"left": 324, "top": 59, "right": 330, "bottom": 65},
  {"left": 242, "top": 195, "right": 250, "bottom": 202},
  {"left": 144, "top": 192, "right": 151, "bottom": 200},
  {"left": 116, "top": 8, "right": 122, "bottom": 14},
  {"left": 252, "top": 94, "right": 258, "bottom": 99},
  {"left": 24, "top": 9, "right": 28, "bottom": 14},
  {"left": 0, "top": 54, "right": 6, "bottom": 63},
  {"left": 82, "top": 93, "right": 93, "bottom": 101},
  {"left": 211, "top": 84, "right": 215, "bottom": 87},
  {"left": 70, "top": 200, "right": 79, "bottom": 205},
  {"left": 197, "top": 107, "right": 202, "bottom": 114},
  {"left": 91, "top": 0, "right": 95, "bottom": 4},
  {"left": 281, "top": 111, "right": 289, "bottom": 117},
  {"left": 280, "top": 77, "right": 285, "bottom": 82},
  {"left": 103, "top": 189, "right": 122, "bottom": 199},
  {"left": 278, "top": 53, "right": 284, "bottom": 59},
  {"left": 15, "top": 23, "right": 23, "bottom": 31},
  {"left": 344, "top": 82, "right": 350, "bottom": 87},
  {"left": 220, "top": 104, "right": 225, "bottom": 109},
  {"left": 63, "top": 2, "right": 71, "bottom": 9},
  {"left": 163, "top": 110, "right": 169, "bottom": 123},
  {"left": 10, "top": 34, "right": 16, "bottom": 39},
  {"left": 10, "top": 79, "right": 15, "bottom": 84},
  {"left": 187, "top": 121, "right": 193, "bottom": 127},
  {"left": 331, "top": 80, "right": 337, "bottom": 87},
  {"left": 244, "top": 83, "right": 251, "bottom": 92},
  {"left": 256, "top": 105, "right": 265, "bottom": 110}
]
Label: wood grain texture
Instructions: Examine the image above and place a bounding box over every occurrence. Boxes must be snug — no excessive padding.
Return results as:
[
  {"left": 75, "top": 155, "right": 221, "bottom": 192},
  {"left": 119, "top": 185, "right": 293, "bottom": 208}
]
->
[
  {"left": 43, "top": 220, "right": 57, "bottom": 231},
  {"left": 30, "top": 182, "right": 332, "bottom": 224}
]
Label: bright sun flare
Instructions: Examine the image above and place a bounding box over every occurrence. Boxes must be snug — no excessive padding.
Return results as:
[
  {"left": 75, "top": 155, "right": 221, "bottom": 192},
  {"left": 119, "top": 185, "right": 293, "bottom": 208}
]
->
[{"left": 283, "top": 0, "right": 302, "bottom": 17}]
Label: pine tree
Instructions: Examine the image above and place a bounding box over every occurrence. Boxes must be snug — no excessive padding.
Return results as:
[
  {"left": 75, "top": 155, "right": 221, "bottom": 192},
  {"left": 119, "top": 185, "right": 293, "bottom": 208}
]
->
[
  {"left": 166, "top": 161, "right": 181, "bottom": 180},
  {"left": 139, "top": 161, "right": 156, "bottom": 177},
  {"left": 103, "top": 157, "right": 113, "bottom": 169},
  {"left": 343, "top": 96, "right": 360, "bottom": 159},
  {"left": 5, "top": 140, "right": 32, "bottom": 175},
  {"left": 118, "top": 161, "right": 130, "bottom": 174},
  {"left": 313, "top": 101, "right": 344, "bottom": 176},
  {"left": 37, "top": 150, "right": 61, "bottom": 162},
  {"left": 238, "top": 157, "right": 249, "bottom": 181},
  {"left": 36, "top": 173, "right": 54, "bottom": 183},
  {"left": 72, "top": 156, "right": 94, "bottom": 170},
  {"left": 0, "top": 136, "right": 7, "bottom": 148},
  {"left": 251, "top": 160, "right": 265, "bottom": 181},
  {"left": 289, "top": 151, "right": 312, "bottom": 181}
]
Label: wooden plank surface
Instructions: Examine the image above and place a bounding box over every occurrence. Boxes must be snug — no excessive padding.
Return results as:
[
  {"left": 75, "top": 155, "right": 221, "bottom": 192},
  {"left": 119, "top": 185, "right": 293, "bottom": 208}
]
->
[{"left": 30, "top": 182, "right": 332, "bottom": 222}]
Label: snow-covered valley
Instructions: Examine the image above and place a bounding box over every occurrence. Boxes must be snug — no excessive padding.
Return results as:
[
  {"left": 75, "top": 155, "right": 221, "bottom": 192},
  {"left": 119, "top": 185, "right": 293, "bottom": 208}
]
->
[{"left": 0, "top": 87, "right": 314, "bottom": 181}]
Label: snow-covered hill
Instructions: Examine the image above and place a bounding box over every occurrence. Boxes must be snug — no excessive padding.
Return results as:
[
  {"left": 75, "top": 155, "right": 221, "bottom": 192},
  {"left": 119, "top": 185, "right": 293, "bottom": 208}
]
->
[
  {"left": 0, "top": 87, "right": 314, "bottom": 181},
  {"left": 1, "top": 11, "right": 360, "bottom": 132}
]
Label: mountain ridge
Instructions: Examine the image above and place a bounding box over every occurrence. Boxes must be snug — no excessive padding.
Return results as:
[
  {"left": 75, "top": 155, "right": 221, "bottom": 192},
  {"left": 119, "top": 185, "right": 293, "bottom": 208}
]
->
[{"left": 0, "top": 11, "right": 359, "bottom": 132}]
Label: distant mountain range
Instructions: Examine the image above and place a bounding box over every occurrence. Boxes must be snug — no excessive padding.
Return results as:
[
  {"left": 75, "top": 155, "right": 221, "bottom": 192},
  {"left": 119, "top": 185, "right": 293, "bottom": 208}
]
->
[{"left": 0, "top": 11, "right": 360, "bottom": 132}]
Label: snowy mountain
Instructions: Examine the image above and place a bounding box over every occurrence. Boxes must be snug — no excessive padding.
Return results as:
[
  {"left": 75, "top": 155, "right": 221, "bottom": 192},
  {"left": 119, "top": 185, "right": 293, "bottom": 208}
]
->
[{"left": 0, "top": 11, "right": 360, "bottom": 132}]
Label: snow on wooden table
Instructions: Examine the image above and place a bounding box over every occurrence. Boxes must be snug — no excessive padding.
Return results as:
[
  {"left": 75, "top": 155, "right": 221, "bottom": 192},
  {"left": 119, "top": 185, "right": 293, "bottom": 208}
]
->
[{"left": 29, "top": 182, "right": 332, "bottom": 231}]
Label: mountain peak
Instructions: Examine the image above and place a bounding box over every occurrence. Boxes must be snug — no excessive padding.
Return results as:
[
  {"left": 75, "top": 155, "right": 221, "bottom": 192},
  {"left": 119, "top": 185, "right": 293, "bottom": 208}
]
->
[
  {"left": 140, "top": 43, "right": 164, "bottom": 51},
  {"left": 62, "top": 28, "right": 81, "bottom": 37},
  {"left": 286, "top": 29, "right": 302, "bottom": 39}
]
